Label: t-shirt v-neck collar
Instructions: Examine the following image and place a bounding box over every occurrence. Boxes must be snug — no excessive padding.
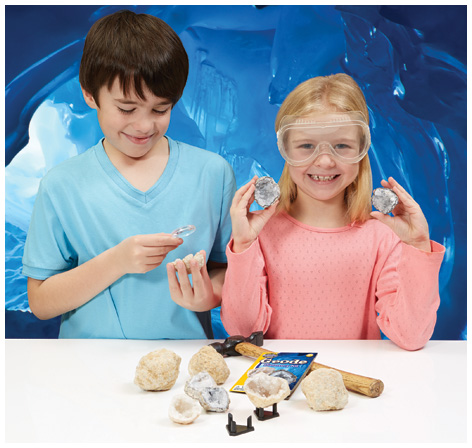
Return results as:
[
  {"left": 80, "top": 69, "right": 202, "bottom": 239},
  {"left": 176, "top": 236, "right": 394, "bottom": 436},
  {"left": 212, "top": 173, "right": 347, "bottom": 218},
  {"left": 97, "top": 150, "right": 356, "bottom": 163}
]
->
[{"left": 94, "top": 136, "right": 179, "bottom": 204}]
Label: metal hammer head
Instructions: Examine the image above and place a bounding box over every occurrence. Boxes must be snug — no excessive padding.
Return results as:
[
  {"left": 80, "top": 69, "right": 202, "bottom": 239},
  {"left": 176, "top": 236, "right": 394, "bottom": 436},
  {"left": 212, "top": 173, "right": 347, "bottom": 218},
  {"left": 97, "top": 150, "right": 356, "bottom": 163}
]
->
[{"left": 210, "top": 331, "right": 264, "bottom": 357}]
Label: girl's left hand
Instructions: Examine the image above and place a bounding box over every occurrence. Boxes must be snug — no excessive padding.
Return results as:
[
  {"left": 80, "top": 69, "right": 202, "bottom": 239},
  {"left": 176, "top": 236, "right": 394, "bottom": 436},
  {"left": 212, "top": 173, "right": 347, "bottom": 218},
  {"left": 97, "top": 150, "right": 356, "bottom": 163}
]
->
[
  {"left": 166, "top": 250, "right": 219, "bottom": 312},
  {"left": 370, "top": 177, "right": 431, "bottom": 252}
]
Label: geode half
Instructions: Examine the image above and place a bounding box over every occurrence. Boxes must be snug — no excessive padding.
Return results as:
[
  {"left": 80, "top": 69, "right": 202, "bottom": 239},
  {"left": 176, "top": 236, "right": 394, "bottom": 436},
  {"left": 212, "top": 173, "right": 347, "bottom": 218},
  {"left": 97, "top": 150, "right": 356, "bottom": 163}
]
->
[
  {"left": 184, "top": 371, "right": 217, "bottom": 399},
  {"left": 168, "top": 394, "right": 201, "bottom": 424},
  {"left": 372, "top": 188, "right": 399, "bottom": 214},
  {"left": 244, "top": 372, "right": 290, "bottom": 408},
  {"left": 197, "top": 386, "right": 230, "bottom": 412},
  {"left": 254, "top": 176, "right": 280, "bottom": 208}
]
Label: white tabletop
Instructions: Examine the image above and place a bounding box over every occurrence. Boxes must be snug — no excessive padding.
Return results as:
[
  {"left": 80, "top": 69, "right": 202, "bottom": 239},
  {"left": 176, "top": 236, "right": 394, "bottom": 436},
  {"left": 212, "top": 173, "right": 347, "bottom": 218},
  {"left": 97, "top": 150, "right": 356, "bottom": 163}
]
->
[{"left": 4, "top": 338, "right": 468, "bottom": 443}]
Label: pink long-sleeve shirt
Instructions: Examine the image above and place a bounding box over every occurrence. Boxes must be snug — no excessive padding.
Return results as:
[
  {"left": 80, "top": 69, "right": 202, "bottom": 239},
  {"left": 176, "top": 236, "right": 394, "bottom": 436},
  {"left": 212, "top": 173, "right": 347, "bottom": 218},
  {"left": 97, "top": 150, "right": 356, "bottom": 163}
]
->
[{"left": 221, "top": 211, "right": 445, "bottom": 350}]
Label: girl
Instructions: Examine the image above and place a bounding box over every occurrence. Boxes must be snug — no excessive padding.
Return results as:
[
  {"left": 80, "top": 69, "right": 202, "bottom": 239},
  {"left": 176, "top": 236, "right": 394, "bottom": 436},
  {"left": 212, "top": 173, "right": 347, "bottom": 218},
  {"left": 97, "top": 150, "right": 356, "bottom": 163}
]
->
[{"left": 221, "top": 74, "right": 445, "bottom": 351}]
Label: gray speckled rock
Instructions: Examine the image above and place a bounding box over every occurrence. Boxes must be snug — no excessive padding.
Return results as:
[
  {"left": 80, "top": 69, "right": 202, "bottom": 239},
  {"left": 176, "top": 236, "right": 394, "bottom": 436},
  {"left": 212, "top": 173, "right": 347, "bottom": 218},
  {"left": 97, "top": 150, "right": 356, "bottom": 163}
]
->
[
  {"left": 372, "top": 188, "right": 399, "bottom": 214},
  {"left": 255, "top": 176, "right": 280, "bottom": 208},
  {"left": 301, "top": 368, "right": 348, "bottom": 411}
]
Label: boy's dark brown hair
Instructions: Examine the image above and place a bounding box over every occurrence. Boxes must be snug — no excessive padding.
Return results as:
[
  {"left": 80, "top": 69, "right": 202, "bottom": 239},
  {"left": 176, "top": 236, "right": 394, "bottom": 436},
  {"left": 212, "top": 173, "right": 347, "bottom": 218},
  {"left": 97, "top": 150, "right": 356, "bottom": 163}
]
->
[{"left": 79, "top": 10, "right": 189, "bottom": 106}]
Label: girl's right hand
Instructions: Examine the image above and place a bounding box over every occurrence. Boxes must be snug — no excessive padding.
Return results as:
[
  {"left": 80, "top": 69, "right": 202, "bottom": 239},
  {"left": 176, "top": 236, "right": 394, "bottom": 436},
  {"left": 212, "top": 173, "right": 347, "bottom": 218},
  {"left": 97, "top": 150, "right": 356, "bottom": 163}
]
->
[{"left": 230, "top": 176, "right": 278, "bottom": 253}]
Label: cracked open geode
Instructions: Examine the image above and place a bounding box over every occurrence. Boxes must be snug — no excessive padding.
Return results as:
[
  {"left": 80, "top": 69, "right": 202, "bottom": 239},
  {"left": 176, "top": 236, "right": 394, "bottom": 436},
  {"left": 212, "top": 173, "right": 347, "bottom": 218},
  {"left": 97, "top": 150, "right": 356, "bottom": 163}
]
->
[
  {"left": 372, "top": 187, "right": 399, "bottom": 214},
  {"left": 255, "top": 176, "right": 280, "bottom": 208},
  {"left": 184, "top": 372, "right": 230, "bottom": 412},
  {"left": 243, "top": 372, "right": 290, "bottom": 408},
  {"left": 168, "top": 394, "right": 201, "bottom": 424}
]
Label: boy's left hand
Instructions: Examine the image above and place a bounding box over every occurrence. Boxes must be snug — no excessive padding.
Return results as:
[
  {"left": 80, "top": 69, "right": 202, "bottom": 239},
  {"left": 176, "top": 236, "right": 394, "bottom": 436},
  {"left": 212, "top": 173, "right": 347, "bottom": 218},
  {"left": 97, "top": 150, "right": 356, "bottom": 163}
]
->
[
  {"left": 370, "top": 177, "right": 431, "bottom": 252},
  {"left": 166, "top": 250, "right": 219, "bottom": 312}
]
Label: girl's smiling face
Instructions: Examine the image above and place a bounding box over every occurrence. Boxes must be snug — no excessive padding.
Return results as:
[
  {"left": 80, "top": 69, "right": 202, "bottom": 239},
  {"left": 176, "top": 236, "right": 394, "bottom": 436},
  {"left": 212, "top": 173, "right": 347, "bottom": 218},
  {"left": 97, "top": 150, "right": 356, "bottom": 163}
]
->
[
  {"left": 82, "top": 77, "right": 173, "bottom": 160},
  {"left": 288, "top": 150, "right": 360, "bottom": 206}
]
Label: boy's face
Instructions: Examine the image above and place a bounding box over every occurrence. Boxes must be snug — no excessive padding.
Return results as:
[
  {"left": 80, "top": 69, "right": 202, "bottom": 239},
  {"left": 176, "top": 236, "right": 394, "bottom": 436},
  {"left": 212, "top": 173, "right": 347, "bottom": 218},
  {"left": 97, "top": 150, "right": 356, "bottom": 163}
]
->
[{"left": 82, "top": 78, "right": 173, "bottom": 159}]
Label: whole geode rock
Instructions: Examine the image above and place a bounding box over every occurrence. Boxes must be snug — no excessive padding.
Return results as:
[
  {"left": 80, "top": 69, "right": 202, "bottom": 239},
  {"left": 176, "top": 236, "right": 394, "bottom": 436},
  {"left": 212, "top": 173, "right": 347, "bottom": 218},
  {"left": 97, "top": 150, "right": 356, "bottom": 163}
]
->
[
  {"left": 134, "top": 348, "right": 181, "bottom": 391},
  {"left": 301, "top": 368, "right": 348, "bottom": 411},
  {"left": 244, "top": 372, "right": 290, "bottom": 408},
  {"left": 255, "top": 176, "right": 280, "bottom": 208},
  {"left": 188, "top": 346, "right": 230, "bottom": 385},
  {"left": 372, "top": 187, "right": 399, "bottom": 214}
]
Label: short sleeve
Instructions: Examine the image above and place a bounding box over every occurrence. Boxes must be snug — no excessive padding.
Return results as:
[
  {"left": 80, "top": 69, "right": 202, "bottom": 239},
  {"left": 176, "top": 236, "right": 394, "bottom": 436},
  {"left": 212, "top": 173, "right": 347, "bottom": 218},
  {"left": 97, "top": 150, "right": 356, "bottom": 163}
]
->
[
  {"left": 209, "top": 160, "right": 236, "bottom": 263},
  {"left": 22, "top": 178, "right": 78, "bottom": 280}
]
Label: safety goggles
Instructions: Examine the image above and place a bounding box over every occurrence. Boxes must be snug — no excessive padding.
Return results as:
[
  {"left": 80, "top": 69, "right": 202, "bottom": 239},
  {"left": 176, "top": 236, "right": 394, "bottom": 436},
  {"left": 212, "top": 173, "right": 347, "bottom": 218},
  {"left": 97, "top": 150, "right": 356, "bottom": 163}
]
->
[{"left": 276, "top": 112, "right": 371, "bottom": 166}]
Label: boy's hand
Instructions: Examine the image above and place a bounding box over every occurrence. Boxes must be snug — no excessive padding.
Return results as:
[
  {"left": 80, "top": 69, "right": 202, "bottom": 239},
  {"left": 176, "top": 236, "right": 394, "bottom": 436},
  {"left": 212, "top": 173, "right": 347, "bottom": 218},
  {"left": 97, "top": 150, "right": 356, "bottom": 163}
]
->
[
  {"left": 114, "top": 233, "right": 183, "bottom": 274},
  {"left": 370, "top": 177, "right": 431, "bottom": 252},
  {"left": 166, "top": 250, "right": 219, "bottom": 312},
  {"left": 231, "top": 176, "right": 278, "bottom": 253}
]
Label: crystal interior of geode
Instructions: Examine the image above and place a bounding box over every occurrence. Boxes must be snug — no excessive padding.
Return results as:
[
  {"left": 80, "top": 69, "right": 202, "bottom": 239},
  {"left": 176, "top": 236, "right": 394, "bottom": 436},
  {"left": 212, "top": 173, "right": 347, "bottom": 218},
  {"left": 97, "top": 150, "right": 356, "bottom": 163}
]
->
[
  {"left": 244, "top": 372, "right": 290, "bottom": 408},
  {"left": 372, "top": 187, "right": 399, "bottom": 214},
  {"left": 168, "top": 394, "right": 201, "bottom": 424},
  {"left": 254, "top": 176, "right": 280, "bottom": 208},
  {"left": 184, "top": 371, "right": 217, "bottom": 399},
  {"left": 197, "top": 386, "right": 230, "bottom": 412}
]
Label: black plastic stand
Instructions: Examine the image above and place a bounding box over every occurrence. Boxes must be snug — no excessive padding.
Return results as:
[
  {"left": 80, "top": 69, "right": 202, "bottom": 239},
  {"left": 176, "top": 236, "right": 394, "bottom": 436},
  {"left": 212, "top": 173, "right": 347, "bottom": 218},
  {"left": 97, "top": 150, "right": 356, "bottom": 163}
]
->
[
  {"left": 226, "top": 413, "right": 255, "bottom": 436},
  {"left": 254, "top": 403, "right": 280, "bottom": 420}
]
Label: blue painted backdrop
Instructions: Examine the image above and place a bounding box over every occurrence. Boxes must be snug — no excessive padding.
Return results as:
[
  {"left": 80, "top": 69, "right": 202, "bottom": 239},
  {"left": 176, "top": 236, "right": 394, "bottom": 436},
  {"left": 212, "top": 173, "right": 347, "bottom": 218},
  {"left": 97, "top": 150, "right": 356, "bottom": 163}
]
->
[{"left": 5, "top": 5, "right": 467, "bottom": 340}]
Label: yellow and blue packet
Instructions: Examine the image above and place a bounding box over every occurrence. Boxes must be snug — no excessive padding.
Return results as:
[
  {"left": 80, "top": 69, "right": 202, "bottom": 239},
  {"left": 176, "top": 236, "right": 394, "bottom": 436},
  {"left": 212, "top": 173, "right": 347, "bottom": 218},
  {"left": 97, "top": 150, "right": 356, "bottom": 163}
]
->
[{"left": 230, "top": 352, "right": 317, "bottom": 398}]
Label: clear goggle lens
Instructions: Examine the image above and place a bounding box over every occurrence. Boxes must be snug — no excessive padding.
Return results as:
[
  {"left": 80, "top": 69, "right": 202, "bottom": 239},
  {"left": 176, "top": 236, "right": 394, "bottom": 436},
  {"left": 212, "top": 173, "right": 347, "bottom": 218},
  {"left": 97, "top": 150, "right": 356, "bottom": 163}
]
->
[{"left": 277, "top": 112, "right": 371, "bottom": 166}]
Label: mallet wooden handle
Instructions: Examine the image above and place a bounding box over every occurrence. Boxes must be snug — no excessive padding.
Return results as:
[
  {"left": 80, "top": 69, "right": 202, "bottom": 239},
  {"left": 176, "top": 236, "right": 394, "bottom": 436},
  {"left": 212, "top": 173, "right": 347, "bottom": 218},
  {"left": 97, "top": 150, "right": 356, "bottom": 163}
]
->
[{"left": 235, "top": 342, "right": 384, "bottom": 398}]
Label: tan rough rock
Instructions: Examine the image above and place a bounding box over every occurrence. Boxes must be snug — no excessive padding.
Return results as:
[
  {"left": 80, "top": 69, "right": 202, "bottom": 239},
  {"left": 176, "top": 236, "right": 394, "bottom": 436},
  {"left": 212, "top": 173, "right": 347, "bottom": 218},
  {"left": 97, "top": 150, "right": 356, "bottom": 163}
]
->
[
  {"left": 301, "top": 368, "right": 348, "bottom": 411},
  {"left": 172, "top": 251, "right": 205, "bottom": 274},
  {"left": 168, "top": 394, "right": 201, "bottom": 424},
  {"left": 134, "top": 348, "right": 181, "bottom": 391},
  {"left": 188, "top": 346, "right": 230, "bottom": 385},
  {"left": 244, "top": 372, "right": 290, "bottom": 408}
]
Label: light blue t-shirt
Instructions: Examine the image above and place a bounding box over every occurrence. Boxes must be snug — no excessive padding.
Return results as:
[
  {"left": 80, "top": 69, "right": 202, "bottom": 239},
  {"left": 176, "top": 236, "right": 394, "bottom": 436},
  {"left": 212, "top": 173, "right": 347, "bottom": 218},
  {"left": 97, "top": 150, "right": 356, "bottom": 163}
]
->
[{"left": 22, "top": 137, "right": 236, "bottom": 339}]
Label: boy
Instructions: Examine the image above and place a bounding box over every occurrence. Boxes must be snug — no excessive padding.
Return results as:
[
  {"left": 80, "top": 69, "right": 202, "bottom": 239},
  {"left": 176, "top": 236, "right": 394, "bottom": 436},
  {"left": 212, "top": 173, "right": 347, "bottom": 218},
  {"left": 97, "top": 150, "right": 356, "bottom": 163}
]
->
[{"left": 22, "top": 10, "right": 236, "bottom": 339}]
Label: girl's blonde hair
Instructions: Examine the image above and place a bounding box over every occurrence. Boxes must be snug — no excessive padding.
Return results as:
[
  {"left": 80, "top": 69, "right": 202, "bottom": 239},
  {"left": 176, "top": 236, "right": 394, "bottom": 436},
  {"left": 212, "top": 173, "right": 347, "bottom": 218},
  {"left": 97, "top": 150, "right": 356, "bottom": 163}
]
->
[{"left": 275, "top": 73, "right": 373, "bottom": 224}]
